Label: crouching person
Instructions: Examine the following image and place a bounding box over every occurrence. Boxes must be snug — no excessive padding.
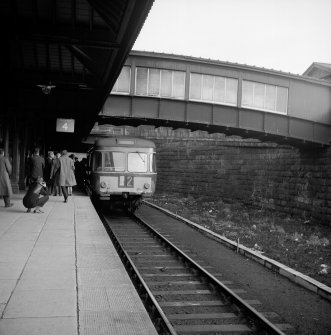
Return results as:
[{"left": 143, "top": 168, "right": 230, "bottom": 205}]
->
[{"left": 23, "top": 176, "right": 49, "bottom": 213}]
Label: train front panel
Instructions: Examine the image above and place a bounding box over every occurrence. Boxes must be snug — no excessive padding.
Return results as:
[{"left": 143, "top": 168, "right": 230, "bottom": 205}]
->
[{"left": 87, "top": 137, "right": 157, "bottom": 207}]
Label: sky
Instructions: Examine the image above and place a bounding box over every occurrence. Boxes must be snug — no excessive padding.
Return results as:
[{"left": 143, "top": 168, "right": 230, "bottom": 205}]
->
[{"left": 133, "top": 0, "right": 331, "bottom": 75}]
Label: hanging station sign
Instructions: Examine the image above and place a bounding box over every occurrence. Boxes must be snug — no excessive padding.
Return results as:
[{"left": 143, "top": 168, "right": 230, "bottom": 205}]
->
[{"left": 56, "top": 118, "right": 75, "bottom": 133}]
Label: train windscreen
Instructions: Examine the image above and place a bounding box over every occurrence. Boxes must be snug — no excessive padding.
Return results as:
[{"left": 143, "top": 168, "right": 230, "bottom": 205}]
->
[
  {"left": 128, "top": 152, "right": 148, "bottom": 172},
  {"left": 92, "top": 150, "right": 155, "bottom": 173},
  {"left": 104, "top": 152, "right": 125, "bottom": 171}
]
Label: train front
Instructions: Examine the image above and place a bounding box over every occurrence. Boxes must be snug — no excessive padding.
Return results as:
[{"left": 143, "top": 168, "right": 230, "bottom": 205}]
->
[{"left": 88, "top": 138, "right": 156, "bottom": 211}]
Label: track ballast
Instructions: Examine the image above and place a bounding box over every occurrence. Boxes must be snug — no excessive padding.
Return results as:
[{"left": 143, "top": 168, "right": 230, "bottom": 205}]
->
[{"left": 100, "top": 208, "right": 293, "bottom": 335}]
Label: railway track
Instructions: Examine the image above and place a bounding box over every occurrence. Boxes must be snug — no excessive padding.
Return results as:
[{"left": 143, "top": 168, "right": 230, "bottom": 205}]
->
[{"left": 100, "top": 209, "right": 293, "bottom": 335}]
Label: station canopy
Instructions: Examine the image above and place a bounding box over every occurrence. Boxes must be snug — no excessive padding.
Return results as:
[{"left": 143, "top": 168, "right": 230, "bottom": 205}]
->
[{"left": 0, "top": 0, "right": 154, "bottom": 151}]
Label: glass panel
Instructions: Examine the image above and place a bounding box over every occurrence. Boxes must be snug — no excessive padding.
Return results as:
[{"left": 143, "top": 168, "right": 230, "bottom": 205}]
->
[
  {"left": 173, "top": 71, "right": 185, "bottom": 98},
  {"left": 116, "top": 66, "right": 130, "bottom": 93},
  {"left": 242, "top": 80, "right": 254, "bottom": 106},
  {"left": 214, "top": 76, "right": 226, "bottom": 103},
  {"left": 150, "top": 153, "right": 156, "bottom": 172},
  {"left": 103, "top": 152, "right": 125, "bottom": 172},
  {"left": 161, "top": 70, "right": 172, "bottom": 97},
  {"left": 148, "top": 68, "right": 160, "bottom": 96},
  {"left": 276, "top": 87, "right": 288, "bottom": 114},
  {"left": 265, "top": 84, "right": 276, "bottom": 111},
  {"left": 190, "top": 73, "right": 202, "bottom": 100},
  {"left": 135, "top": 67, "right": 148, "bottom": 95},
  {"left": 92, "top": 151, "right": 102, "bottom": 172},
  {"left": 128, "top": 153, "right": 148, "bottom": 172},
  {"left": 225, "top": 78, "right": 238, "bottom": 105},
  {"left": 202, "top": 75, "right": 213, "bottom": 101},
  {"left": 253, "top": 82, "right": 264, "bottom": 109},
  {"left": 111, "top": 80, "right": 118, "bottom": 92}
]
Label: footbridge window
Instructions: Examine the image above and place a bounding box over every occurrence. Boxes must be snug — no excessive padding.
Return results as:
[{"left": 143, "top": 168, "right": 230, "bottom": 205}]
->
[
  {"left": 242, "top": 80, "right": 288, "bottom": 114},
  {"left": 111, "top": 66, "right": 131, "bottom": 94},
  {"left": 189, "top": 73, "right": 238, "bottom": 106},
  {"left": 135, "top": 67, "right": 185, "bottom": 99}
]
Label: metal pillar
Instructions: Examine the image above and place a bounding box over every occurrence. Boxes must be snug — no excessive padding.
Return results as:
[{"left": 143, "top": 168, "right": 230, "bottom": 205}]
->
[{"left": 19, "top": 118, "right": 29, "bottom": 190}]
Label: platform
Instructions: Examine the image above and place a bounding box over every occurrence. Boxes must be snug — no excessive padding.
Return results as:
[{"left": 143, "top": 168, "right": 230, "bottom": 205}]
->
[{"left": 0, "top": 192, "right": 158, "bottom": 335}]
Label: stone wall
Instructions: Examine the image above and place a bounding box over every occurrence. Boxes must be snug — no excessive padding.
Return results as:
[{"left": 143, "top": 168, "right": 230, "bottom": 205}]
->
[
  {"left": 155, "top": 136, "right": 330, "bottom": 224},
  {"left": 97, "top": 125, "right": 331, "bottom": 224}
]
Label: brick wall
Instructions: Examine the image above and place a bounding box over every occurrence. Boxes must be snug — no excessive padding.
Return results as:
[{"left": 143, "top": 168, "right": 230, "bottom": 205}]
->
[{"left": 106, "top": 125, "right": 331, "bottom": 224}]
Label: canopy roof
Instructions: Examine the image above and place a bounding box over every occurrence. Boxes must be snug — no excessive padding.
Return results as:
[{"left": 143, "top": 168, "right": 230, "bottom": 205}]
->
[{"left": 0, "top": 0, "right": 154, "bottom": 151}]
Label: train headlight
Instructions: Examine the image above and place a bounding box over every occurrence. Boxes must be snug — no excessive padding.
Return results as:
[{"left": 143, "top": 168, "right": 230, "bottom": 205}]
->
[
  {"left": 144, "top": 183, "right": 150, "bottom": 189},
  {"left": 100, "top": 181, "right": 107, "bottom": 188}
]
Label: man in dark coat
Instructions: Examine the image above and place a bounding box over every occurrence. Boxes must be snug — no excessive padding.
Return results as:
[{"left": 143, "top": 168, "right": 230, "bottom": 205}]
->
[
  {"left": 44, "top": 151, "right": 54, "bottom": 194},
  {"left": 28, "top": 147, "right": 45, "bottom": 184},
  {"left": 0, "top": 148, "right": 13, "bottom": 207}
]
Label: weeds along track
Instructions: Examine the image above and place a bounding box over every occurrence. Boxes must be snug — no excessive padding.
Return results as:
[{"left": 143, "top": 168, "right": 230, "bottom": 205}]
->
[{"left": 101, "top": 209, "right": 293, "bottom": 335}]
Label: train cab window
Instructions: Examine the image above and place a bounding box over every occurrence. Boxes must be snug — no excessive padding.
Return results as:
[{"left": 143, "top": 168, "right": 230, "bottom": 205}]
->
[
  {"left": 150, "top": 153, "right": 156, "bottom": 172},
  {"left": 104, "top": 152, "right": 125, "bottom": 172},
  {"left": 128, "top": 152, "right": 148, "bottom": 172},
  {"left": 149, "top": 154, "right": 156, "bottom": 172},
  {"left": 92, "top": 151, "right": 102, "bottom": 171}
]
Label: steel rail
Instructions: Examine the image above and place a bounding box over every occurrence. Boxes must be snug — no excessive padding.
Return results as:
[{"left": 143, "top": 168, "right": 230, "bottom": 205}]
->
[
  {"left": 131, "top": 212, "right": 287, "bottom": 335},
  {"left": 99, "top": 212, "right": 177, "bottom": 335}
]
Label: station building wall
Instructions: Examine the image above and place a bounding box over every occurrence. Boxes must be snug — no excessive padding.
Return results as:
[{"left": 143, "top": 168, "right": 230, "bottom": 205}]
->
[{"left": 132, "top": 126, "right": 331, "bottom": 225}]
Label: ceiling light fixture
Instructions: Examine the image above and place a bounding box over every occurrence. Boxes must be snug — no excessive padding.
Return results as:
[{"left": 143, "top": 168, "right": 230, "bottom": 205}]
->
[{"left": 37, "top": 82, "right": 56, "bottom": 95}]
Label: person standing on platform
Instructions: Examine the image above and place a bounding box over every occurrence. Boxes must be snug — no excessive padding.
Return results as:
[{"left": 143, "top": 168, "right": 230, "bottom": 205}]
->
[
  {"left": 80, "top": 158, "right": 88, "bottom": 189},
  {"left": 24, "top": 150, "right": 32, "bottom": 187},
  {"left": 27, "top": 147, "right": 45, "bottom": 184},
  {"left": 50, "top": 152, "right": 62, "bottom": 196},
  {"left": 23, "top": 176, "right": 49, "bottom": 213},
  {"left": 67, "top": 154, "right": 75, "bottom": 196},
  {"left": 0, "top": 148, "right": 13, "bottom": 208},
  {"left": 74, "top": 157, "right": 83, "bottom": 190},
  {"left": 55, "top": 150, "right": 76, "bottom": 203},
  {"left": 44, "top": 151, "right": 54, "bottom": 194}
]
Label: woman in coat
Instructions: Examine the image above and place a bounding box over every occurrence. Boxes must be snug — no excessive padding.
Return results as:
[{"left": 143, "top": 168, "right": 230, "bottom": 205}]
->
[{"left": 0, "top": 148, "right": 13, "bottom": 207}]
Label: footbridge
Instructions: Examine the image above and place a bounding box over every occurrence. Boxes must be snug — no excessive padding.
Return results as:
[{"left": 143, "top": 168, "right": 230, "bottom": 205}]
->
[{"left": 98, "top": 51, "right": 331, "bottom": 148}]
